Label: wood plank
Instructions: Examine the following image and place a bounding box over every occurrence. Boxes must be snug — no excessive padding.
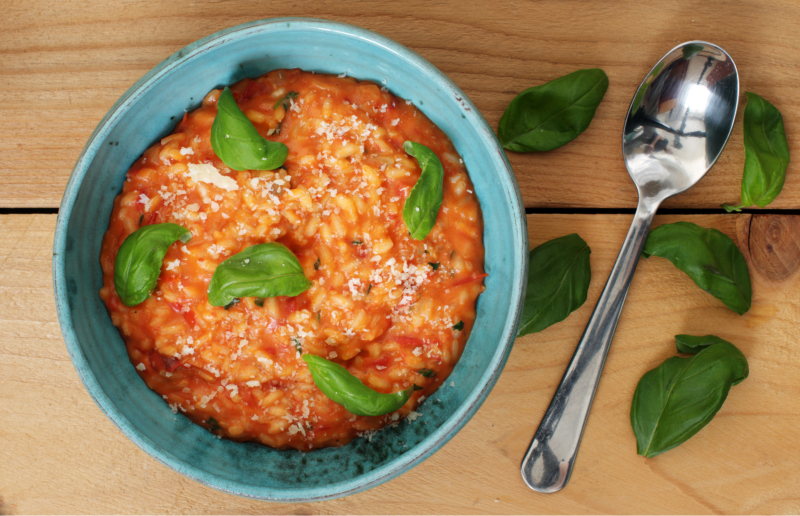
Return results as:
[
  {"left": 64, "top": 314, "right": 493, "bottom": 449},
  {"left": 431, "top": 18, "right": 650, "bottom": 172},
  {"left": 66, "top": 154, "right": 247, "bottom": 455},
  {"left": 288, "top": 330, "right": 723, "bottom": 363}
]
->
[
  {"left": 2, "top": 0, "right": 800, "bottom": 209},
  {"left": 2, "top": 213, "right": 799, "bottom": 513}
]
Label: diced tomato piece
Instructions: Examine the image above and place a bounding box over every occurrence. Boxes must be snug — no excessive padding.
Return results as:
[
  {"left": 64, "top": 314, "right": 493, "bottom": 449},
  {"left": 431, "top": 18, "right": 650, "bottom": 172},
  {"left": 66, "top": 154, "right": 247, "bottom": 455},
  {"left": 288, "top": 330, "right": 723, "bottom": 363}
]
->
[
  {"left": 183, "top": 309, "right": 197, "bottom": 328},
  {"left": 149, "top": 349, "right": 181, "bottom": 373},
  {"left": 452, "top": 273, "right": 489, "bottom": 287},
  {"left": 283, "top": 296, "right": 298, "bottom": 317},
  {"left": 371, "top": 356, "right": 390, "bottom": 369},
  {"left": 107, "top": 294, "right": 121, "bottom": 312},
  {"left": 392, "top": 336, "right": 425, "bottom": 347},
  {"left": 168, "top": 302, "right": 197, "bottom": 328},
  {"left": 162, "top": 355, "right": 182, "bottom": 372},
  {"left": 240, "top": 80, "right": 261, "bottom": 103},
  {"left": 142, "top": 210, "right": 159, "bottom": 226}
]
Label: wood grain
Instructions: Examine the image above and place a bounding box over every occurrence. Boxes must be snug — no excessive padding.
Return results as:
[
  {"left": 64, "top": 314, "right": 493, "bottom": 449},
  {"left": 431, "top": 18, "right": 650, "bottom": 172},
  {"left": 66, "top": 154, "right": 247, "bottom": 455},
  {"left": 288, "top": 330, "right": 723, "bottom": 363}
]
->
[
  {"left": 1, "top": 0, "right": 800, "bottom": 209},
  {"left": 3, "top": 213, "right": 800, "bottom": 514},
  {"left": 748, "top": 214, "right": 800, "bottom": 282}
]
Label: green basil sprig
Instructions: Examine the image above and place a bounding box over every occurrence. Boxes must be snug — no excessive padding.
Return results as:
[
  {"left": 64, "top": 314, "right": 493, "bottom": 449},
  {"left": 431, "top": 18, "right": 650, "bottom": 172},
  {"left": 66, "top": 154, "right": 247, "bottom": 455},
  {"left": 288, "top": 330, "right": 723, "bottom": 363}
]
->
[
  {"left": 723, "top": 92, "right": 790, "bottom": 212},
  {"left": 210, "top": 87, "right": 288, "bottom": 171},
  {"left": 631, "top": 335, "right": 748, "bottom": 458},
  {"left": 642, "top": 222, "right": 751, "bottom": 315},
  {"left": 303, "top": 354, "right": 418, "bottom": 416},
  {"left": 114, "top": 223, "right": 191, "bottom": 307},
  {"left": 403, "top": 141, "right": 444, "bottom": 240},
  {"left": 498, "top": 69, "right": 608, "bottom": 152},
  {"left": 517, "top": 233, "right": 591, "bottom": 337},
  {"left": 207, "top": 243, "right": 311, "bottom": 307}
]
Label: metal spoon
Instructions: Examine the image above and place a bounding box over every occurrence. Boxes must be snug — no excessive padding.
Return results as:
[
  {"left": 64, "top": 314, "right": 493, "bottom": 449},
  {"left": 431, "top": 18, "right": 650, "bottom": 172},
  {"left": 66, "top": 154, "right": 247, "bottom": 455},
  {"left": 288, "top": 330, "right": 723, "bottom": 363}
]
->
[{"left": 520, "top": 41, "right": 739, "bottom": 493}]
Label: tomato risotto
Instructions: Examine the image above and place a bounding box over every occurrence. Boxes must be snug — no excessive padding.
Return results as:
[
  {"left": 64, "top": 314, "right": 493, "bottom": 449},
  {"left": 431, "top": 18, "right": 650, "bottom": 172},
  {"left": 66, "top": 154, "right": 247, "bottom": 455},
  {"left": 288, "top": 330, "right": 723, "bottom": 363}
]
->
[{"left": 99, "top": 69, "right": 485, "bottom": 450}]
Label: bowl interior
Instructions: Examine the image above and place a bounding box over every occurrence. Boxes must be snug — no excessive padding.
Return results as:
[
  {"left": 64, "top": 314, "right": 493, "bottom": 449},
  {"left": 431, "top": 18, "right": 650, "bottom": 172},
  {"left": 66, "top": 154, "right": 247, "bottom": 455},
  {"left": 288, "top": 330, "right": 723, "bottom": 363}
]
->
[{"left": 54, "top": 18, "right": 527, "bottom": 501}]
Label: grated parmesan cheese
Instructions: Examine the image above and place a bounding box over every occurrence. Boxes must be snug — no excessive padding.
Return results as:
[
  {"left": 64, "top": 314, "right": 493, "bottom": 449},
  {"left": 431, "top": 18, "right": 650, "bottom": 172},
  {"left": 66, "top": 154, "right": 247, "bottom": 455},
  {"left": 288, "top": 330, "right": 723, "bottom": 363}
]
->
[{"left": 187, "top": 163, "right": 239, "bottom": 191}]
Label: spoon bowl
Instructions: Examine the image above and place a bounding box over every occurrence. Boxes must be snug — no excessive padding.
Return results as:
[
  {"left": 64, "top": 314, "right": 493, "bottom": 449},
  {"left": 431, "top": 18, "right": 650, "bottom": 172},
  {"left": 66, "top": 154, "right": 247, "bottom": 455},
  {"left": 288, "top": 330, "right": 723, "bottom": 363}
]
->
[
  {"left": 624, "top": 42, "right": 739, "bottom": 204},
  {"left": 521, "top": 41, "right": 739, "bottom": 493}
]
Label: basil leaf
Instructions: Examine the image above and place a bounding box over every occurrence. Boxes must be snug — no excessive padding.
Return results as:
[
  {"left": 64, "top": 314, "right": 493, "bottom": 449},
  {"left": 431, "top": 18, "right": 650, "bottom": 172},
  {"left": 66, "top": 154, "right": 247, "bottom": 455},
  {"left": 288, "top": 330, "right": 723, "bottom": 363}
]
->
[
  {"left": 498, "top": 69, "right": 608, "bottom": 152},
  {"left": 675, "top": 334, "right": 732, "bottom": 354},
  {"left": 402, "top": 141, "right": 444, "bottom": 240},
  {"left": 302, "top": 354, "right": 416, "bottom": 416},
  {"left": 631, "top": 340, "right": 748, "bottom": 458},
  {"left": 210, "top": 87, "right": 288, "bottom": 171},
  {"left": 517, "top": 233, "right": 591, "bottom": 337},
  {"left": 207, "top": 243, "right": 311, "bottom": 307},
  {"left": 642, "top": 222, "right": 751, "bottom": 315},
  {"left": 723, "top": 92, "right": 790, "bottom": 212},
  {"left": 114, "top": 223, "right": 191, "bottom": 307}
]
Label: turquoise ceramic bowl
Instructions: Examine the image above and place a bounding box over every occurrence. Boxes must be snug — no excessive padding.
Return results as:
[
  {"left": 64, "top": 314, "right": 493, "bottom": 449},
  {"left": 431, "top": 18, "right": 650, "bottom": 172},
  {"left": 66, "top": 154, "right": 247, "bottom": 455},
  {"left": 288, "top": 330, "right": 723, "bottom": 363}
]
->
[{"left": 53, "top": 18, "right": 528, "bottom": 501}]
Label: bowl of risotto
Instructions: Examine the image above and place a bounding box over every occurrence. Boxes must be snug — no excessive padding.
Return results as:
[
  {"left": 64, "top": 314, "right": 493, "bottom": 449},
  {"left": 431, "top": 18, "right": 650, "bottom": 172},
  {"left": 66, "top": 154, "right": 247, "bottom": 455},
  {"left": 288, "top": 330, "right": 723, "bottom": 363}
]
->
[{"left": 53, "top": 18, "right": 527, "bottom": 501}]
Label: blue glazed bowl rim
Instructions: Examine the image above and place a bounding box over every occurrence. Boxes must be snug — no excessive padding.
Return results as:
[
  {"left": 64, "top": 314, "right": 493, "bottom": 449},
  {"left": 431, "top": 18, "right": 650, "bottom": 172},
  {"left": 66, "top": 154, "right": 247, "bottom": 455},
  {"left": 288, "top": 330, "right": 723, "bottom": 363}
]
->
[{"left": 53, "top": 17, "right": 528, "bottom": 502}]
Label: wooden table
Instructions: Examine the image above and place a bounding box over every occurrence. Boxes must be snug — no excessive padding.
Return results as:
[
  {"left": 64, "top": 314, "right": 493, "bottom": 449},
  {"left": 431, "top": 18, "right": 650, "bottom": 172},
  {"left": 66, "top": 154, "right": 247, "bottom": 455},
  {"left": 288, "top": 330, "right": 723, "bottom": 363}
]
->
[{"left": 3, "top": 1, "right": 800, "bottom": 513}]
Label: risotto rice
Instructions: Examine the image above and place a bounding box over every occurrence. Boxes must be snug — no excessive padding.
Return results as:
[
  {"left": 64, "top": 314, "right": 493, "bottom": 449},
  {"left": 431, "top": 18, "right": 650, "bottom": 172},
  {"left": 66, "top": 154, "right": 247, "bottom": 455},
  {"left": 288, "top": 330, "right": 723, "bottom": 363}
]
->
[{"left": 99, "top": 69, "right": 485, "bottom": 450}]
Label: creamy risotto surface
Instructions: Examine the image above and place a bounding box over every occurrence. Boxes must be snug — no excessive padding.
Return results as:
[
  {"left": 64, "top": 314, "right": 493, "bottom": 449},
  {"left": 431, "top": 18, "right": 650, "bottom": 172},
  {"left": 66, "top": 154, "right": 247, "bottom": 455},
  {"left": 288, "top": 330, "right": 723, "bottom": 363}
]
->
[{"left": 99, "top": 69, "right": 485, "bottom": 450}]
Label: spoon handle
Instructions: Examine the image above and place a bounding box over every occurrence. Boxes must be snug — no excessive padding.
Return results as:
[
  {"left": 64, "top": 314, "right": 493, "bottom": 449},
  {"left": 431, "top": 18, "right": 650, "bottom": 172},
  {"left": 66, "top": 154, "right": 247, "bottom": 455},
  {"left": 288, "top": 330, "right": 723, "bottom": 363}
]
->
[{"left": 521, "top": 199, "right": 659, "bottom": 493}]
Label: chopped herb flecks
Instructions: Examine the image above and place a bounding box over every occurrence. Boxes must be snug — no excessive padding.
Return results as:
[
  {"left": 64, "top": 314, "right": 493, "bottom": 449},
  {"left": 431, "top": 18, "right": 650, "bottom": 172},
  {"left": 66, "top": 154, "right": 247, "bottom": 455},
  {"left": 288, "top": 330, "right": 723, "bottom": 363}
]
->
[
  {"left": 254, "top": 298, "right": 265, "bottom": 307},
  {"left": 352, "top": 240, "right": 363, "bottom": 245},
  {"left": 207, "top": 417, "right": 221, "bottom": 431},
  {"left": 429, "top": 262, "right": 440, "bottom": 270},
  {"left": 452, "top": 321, "right": 464, "bottom": 331},
  {"left": 292, "top": 337, "right": 303, "bottom": 353},
  {"left": 419, "top": 369, "right": 437, "bottom": 378},
  {"left": 274, "top": 91, "right": 299, "bottom": 110},
  {"left": 314, "top": 257, "right": 321, "bottom": 270}
]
